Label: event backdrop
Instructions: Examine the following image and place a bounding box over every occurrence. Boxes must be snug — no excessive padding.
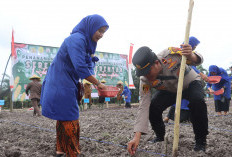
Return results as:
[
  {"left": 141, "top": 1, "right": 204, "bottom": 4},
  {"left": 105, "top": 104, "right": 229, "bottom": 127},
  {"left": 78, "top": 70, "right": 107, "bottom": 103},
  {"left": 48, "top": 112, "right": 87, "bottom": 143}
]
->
[{"left": 12, "top": 43, "right": 129, "bottom": 101}]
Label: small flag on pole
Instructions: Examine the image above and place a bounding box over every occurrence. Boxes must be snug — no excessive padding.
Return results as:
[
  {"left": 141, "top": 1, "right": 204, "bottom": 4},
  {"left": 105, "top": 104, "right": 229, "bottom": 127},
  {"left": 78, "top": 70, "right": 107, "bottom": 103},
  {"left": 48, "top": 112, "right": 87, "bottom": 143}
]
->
[
  {"left": 10, "top": 29, "right": 15, "bottom": 90},
  {"left": 128, "top": 43, "right": 135, "bottom": 89},
  {"left": 11, "top": 29, "right": 16, "bottom": 59}
]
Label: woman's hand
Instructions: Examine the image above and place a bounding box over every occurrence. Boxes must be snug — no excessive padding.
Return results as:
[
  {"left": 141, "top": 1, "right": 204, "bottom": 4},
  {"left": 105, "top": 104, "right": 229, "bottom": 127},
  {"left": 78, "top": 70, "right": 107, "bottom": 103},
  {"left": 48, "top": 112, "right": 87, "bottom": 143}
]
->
[
  {"left": 208, "top": 87, "right": 214, "bottom": 94},
  {"left": 199, "top": 73, "right": 209, "bottom": 82},
  {"left": 97, "top": 83, "right": 106, "bottom": 90}
]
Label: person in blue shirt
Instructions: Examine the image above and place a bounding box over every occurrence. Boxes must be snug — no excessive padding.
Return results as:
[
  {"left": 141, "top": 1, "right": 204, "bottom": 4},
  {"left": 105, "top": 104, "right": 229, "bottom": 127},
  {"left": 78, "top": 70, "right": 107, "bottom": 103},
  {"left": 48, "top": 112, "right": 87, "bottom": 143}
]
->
[
  {"left": 188, "top": 36, "right": 208, "bottom": 82},
  {"left": 207, "top": 65, "right": 231, "bottom": 116},
  {"left": 121, "top": 86, "right": 132, "bottom": 108},
  {"left": 163, "top": 99, "right": 190, "bottom": 123},
  {"left": 40, "top": 14, "right": 109, "bottom": 157}
]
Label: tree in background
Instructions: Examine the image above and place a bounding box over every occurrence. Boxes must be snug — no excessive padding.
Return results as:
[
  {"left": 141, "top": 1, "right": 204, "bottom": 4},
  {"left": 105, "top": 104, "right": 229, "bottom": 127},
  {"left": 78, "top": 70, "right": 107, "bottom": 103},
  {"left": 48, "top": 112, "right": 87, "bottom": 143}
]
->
[
  {"left": 227, "top": 65, "right": 232, "bottom": 76},
  {"left": 0, "top": 74, "right": 11, "bottom": 108},
  {"left": 196, "top": 65, "right": 208, "bottom": 75},
  {"left": 131, "top": 68, "right": 140, "bottom": 103}
]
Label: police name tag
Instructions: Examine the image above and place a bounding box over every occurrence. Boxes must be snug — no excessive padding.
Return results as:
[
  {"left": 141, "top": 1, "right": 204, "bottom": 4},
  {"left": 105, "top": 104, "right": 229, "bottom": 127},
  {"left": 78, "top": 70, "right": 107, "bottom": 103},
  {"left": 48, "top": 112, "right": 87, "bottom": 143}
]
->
[
  {"left": 105, "top": 97, "right": 110, "bottom": 102},
  {"left": 84, "top": 98, "right": 89, "bottom": 103}
]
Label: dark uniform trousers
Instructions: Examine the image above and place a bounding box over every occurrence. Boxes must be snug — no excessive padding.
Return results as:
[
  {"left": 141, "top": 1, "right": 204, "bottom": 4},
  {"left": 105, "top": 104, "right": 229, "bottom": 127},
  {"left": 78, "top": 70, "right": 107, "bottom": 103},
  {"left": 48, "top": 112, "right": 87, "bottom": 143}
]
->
[{"left": 149, "top": 80, "right": 208, "bottom": 142}]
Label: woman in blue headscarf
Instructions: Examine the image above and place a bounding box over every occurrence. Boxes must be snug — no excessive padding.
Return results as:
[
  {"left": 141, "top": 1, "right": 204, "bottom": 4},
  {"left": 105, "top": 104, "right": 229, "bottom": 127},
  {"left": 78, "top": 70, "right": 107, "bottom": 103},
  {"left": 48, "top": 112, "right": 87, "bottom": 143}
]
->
[
  {"left": 121, "top": 86, "right": 132, "bottom": 108},
  {"left": 40, "top": 14, "right": 109, "bottom": 157},
  {"left": 188, "top": 36, "right": 209, "bottom": 82},
  {"left": 207, "top": 65, "right": 231, "bottom": 116}
]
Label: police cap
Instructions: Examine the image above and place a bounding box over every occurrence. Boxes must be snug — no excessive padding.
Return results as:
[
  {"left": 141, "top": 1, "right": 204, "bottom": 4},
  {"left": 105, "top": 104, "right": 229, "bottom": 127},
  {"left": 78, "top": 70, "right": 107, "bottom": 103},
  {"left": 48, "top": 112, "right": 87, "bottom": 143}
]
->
[{"left": 132, "top": 46, "right": 158, "bottom": 77}]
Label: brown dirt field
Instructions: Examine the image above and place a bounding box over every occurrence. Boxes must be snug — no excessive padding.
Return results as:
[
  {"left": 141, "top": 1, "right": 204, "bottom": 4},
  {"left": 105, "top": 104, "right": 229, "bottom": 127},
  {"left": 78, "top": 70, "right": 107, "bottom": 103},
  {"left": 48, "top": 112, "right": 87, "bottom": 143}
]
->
[{"left": 0, "top": 98, "right": 231, "bottom": 157}]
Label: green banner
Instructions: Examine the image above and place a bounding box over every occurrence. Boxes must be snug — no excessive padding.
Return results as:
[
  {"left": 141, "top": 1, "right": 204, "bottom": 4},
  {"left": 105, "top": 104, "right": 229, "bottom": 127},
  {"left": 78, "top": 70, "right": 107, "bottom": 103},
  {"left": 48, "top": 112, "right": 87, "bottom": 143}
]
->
[
  {"left": 12, "top": 43, "right": 58, "bottom": 101},
  {"left": 95, "top": 51, "right": 129, "bottom": 86},
  {"left": 12, "top": 43, "right": 128, "bottom": 101}
]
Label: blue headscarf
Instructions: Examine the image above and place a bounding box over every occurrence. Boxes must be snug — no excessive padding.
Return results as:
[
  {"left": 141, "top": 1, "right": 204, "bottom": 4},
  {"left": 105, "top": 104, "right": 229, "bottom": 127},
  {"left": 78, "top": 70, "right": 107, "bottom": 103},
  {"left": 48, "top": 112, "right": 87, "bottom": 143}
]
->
[
  {"left": 209, "top": 65, "right": 230, "bottom": 81},
  {"left": 71, "top": 14, "right": 109, "bottom": 55},
  {"left": 189, "top": 36, "right": 200, "bottom": 48},
  {"left": 124, "top": 86, "right": 131, "bottom": 95},
  {"left": 181, "top": 36, "right": 200, "bottom": 49},
  {"left": 209, "top": 65, "right": 220, "bottom": 75}
]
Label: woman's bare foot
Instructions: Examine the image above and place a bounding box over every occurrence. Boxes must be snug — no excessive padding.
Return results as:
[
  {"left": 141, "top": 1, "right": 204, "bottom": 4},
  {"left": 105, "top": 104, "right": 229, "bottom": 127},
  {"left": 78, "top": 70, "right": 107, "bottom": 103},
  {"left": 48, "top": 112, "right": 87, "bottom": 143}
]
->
[{"left": 217, "top": 112, "right": 222, "bottom": 116}]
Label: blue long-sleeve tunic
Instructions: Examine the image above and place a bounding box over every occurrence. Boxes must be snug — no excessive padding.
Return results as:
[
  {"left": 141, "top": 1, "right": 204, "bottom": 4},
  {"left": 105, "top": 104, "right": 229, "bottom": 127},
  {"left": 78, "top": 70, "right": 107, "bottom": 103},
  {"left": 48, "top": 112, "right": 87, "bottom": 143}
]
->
[
  {"left": 207, "top": 65, "right": 231, "bottom": 100},
  {"left": 40, "top": 15, "right": 109, "bottom": 121},
  {"left": 121, "top": 86, "right": 132, "bottom": 103}
]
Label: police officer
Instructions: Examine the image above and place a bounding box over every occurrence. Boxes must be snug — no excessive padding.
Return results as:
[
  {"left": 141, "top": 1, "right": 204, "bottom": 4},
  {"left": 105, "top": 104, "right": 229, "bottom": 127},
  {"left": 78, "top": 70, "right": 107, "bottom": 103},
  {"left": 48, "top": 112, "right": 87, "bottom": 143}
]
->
[{"left": 127, "top": 44, "right": 208, "bottom": 155}]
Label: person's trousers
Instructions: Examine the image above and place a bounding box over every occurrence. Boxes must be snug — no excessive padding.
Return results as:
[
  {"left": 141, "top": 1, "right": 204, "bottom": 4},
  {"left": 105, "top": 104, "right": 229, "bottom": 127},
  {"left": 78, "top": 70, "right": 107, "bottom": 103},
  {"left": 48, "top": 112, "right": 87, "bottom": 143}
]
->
[
  {"left": 31, "top": 98, "right": 41, "bottom": 116},
  {"left": 214, "top": 98, "right": 230, "bottom": 112},
  {"left": 167, "top": 106, "right": 190, "bottom": 122},
  {"left": 149, "top": 80, "right": 208, "bottom": 142},
  {"left": 125, "top": 102, "right": 131, "bottom": 108}
]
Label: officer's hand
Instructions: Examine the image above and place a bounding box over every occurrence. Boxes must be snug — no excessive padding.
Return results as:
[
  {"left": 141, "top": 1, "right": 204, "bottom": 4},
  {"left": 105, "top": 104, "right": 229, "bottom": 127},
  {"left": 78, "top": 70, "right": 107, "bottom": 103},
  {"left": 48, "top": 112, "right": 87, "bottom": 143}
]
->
[
  {"left": 181, "top": 44, "right": 200, "bottom": 63},
  {"left": 127, "top": 132, "right": 141, "bottom": 156},
  {"left": 180, "top": 44, "right": 193, "bottom": 58},
  {"left": 128, "top": 138, "right": 139, "bottom": 156},
  {"left": 97, "top": 83, "right": 106, "bottom": 90}
]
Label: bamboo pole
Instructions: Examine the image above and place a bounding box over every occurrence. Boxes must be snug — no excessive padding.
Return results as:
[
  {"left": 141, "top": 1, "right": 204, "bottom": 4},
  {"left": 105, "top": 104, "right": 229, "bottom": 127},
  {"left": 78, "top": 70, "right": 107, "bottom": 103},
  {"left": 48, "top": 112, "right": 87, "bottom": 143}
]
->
[{"left": 172, "top": 0, "right": 194, "bottom": 156}]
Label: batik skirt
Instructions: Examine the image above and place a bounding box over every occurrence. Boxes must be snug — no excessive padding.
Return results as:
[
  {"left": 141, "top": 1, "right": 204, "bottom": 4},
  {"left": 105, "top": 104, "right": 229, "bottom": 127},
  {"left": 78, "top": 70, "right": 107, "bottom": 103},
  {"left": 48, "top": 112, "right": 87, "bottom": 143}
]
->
[{"left": 56, "top": 120, "right": 80, "bottom": 157}]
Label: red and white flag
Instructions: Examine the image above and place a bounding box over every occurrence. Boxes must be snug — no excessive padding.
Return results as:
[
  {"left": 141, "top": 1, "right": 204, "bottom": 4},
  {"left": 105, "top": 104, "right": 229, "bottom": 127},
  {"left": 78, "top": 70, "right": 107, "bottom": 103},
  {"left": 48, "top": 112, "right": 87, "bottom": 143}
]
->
[
  {"left": 128, "top": 43, "right": 134, "bottom": 65},
  {"left": 11, "top": 29, "right": 16, "bottom": 59},
  {"left": 10, "top": 29, "right": 15, "bottom": 90},
  {"left": 128, "top": 43, "right": 135, "bottom": 89}
]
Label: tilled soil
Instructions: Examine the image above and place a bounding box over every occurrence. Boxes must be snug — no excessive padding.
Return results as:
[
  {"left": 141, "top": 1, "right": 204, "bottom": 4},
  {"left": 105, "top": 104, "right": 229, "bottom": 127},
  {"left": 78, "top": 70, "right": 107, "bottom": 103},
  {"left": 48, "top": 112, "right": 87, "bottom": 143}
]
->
[{"left": 0, "top": 99, "right": 231, "bottom": 157}]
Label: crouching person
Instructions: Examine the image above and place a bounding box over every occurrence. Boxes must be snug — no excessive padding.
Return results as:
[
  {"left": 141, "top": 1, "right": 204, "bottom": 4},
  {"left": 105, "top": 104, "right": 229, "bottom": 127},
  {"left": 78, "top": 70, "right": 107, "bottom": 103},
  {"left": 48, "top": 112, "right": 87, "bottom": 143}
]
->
[{"left": 128, "top": 45, "right": 208, "bottom": 155}]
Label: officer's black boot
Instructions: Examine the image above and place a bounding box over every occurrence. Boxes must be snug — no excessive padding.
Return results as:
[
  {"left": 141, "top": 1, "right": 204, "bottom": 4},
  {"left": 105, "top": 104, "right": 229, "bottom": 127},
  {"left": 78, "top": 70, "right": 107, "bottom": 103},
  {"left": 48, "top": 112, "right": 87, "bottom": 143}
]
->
[
  {"left": 150, "top": 122, "right": 165, "bottom": 143},
  {"left": 151, "top": 136, "right": 164, "bottom": 143},
  {"left": 194, "top": 138, "right": 206, "bottom": 152}
]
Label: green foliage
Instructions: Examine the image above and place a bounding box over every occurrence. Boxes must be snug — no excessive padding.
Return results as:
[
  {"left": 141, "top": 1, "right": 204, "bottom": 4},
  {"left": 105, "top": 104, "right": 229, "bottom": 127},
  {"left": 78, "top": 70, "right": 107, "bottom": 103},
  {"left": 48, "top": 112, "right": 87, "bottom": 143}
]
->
[
  {"left": 131, "top": 68, "right": 140, "bottom": 103},
  {"left": 0, "top": 74, "right": 11, "bottom": 107},
  {"left": 196, "top": 65, "right": 208, "bottom": 75}
]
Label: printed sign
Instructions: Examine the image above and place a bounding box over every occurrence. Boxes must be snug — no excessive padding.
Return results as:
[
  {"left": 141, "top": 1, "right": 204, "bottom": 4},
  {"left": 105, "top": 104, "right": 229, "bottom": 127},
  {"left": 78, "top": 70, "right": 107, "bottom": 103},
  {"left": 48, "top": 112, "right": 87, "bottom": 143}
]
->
[
  {"left": 94, "top": 51, "right": 129, "bottom": 86},
  {"left": 0, "top": 100, "right": 5, "bottom": 105},
  {"left": 84, "top": 98, "right": 90, "bottom": 103},
  {"left": 105, "top": 97, "right": 110, "bottom": 102}
]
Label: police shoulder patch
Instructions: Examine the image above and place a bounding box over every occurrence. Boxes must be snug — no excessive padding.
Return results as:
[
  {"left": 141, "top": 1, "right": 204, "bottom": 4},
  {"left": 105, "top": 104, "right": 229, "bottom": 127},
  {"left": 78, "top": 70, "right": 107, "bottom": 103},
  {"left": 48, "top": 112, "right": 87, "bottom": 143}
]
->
[
  {"left": 142, "top": 84, "right": 150, "bottom": 94},
  {"left": 168, "top": 47, "right": 182, "bottom": 55}
]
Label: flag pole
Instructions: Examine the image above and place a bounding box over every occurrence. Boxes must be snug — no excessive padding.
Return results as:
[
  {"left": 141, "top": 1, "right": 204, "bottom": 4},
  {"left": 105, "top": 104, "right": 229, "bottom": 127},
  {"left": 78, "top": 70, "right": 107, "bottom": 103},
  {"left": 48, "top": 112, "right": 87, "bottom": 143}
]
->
[
  {"left": 10, "top": 29, "right": 15, "bottom": 112},
  {"left": 172, "top": 0, "right": 194, "bottom": 156}
]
